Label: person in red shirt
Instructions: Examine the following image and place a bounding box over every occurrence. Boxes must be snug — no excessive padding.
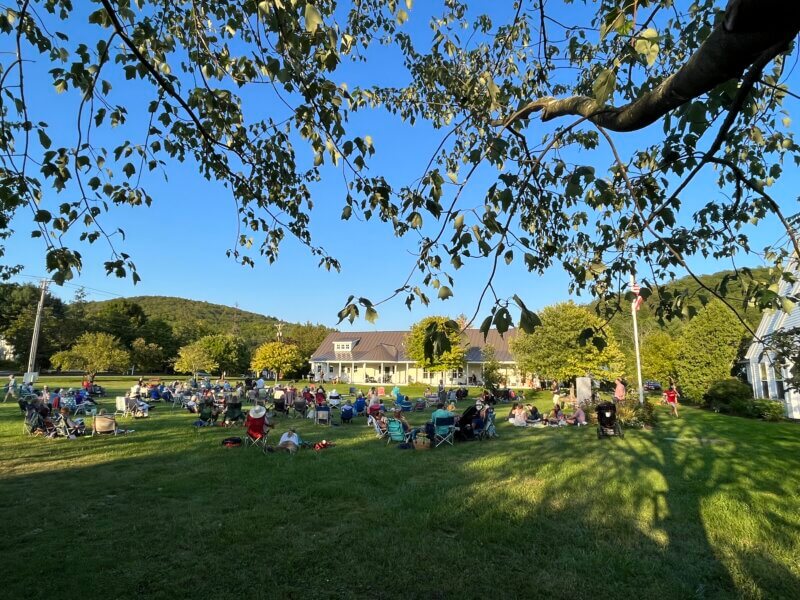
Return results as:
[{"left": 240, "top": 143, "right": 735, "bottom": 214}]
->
[{"left": 663, "top": 384, "right": 680, "bottom": 418}]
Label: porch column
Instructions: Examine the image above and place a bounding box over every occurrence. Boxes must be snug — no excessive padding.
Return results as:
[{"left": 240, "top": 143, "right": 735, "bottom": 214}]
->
[
  {"left": 352, "top": 361, "right": 355, "bottom": 383},
  {"left": 380, "top": 362, "right": 384, "bottom": 384}
]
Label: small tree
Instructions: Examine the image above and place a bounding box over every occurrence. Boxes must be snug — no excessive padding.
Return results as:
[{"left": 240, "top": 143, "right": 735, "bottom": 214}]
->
[
  {"left": 195, "top": 334, "right": 249, "bottom": 376},
  {"left": 251, "top": 342, "right": 304, "bottom": 383},
  {"left": 130, "top": 337, "right": 165, "bottom": 374},
  {"left": 50, "top": 332, "right": 130, "bottom": 378},
  {"left": 174, "top": 341, "right": 218, "bottom": 377},
  {"left": 481, "top": 345, "right": 504, "bottom": 391},
  {"left": 640, "top": 330, "right": 679, "bottom": 386},
  {"left": 510, "top": 301, "right": 625, "bottom": 382},
  {"left": 675, "top": 301, "right": 748, "bottom": 402},
  {"left": 405, "top": 316, "right": 466, "bottom": 372}
]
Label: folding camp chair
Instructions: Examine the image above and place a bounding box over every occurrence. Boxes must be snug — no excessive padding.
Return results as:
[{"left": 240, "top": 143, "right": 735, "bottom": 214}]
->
[
  {"left": 291, "top": 398, "right": 308, "bottom": 419},
  {"left": 433, "top": 416, "right": 456, "bottom": 447},
  {"left": 114, "top": 396, "right": 129, "bottom": 418},
  {"left": 92, "top": 414, "right": 120, "bottom": 436},
  {"left": 386, "top": 418, "right": 412, "bottom": 446},
  {"left": 377, "top": 386, "right": 386, "bottom": 397},
  {"left": 476, "top": 412, "right": 498, "bottom": 441},
  {"left": 23, "top": 408, "right": 47, "bottom": 436},
  {"left": 315, "top": 405, "right": 332, "bottom": 426},
  {"left": 348, "top": 386, "right": 357, "bottom": 397},
  {"left": 244, "top": 426, "right": 270, "bottom": 453},
  {"left": 368, "top": 414, "right": 388, "bottom": 440}
]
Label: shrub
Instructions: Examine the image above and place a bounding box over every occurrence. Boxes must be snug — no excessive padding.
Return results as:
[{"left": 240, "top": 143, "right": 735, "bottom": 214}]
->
[
  {"left": 754, "top": 399, "right": 785, "bottom": 422},
  {"left": 729, "top": 398, "right": 756, "bottom": 418},
  {"left": 615, "top": 398, "right": 658, "bottom": 428},
  {"left": 703, "top": 378, "right": 753, "bottom": 412}
]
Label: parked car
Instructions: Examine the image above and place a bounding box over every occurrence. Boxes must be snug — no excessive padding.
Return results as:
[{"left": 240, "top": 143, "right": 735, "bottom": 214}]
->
[
  {"left": 195, "top": 371, "right": 213, "bottom": 379},
  {"left": 644, "top": 380, "right": 662, "bottom": 391}
]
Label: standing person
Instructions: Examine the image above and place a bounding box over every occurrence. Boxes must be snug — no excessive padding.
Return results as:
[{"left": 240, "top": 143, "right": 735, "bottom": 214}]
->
[
  {"left": 4, "top": 374, "right": 18, "bottom": 403},
  {"left": 438, "top": 380, "right": 446, "bottom": 404},
  {"left": 663, "top": 384, "right": 680, "bottom": 418},
  {"left": 614, "top": 378, "right": 626, "bottom": 403},
  {"left": 551, "top": 380, "right": 560, "bottom": 407}
]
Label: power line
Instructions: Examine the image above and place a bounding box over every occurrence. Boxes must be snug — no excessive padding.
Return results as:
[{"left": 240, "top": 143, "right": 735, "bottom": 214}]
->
[{"left": 11, "top": 274, "right": 122, "bottom": 299}]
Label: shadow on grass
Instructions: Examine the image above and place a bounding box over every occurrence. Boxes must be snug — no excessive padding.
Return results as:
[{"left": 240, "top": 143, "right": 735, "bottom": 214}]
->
[{"left": 1, "top": 404, "right": 798, "bottom": 599}]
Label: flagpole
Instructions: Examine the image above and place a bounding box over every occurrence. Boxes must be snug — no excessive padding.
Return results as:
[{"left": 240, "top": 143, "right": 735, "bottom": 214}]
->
[{"left": 630, "top": 274, "right": 645, "bottom": 405}]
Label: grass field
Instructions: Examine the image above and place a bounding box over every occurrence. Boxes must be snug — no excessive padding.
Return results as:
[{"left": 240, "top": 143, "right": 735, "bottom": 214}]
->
[{"left": 2, "top": 376, "right": 799, "bottom": 599}]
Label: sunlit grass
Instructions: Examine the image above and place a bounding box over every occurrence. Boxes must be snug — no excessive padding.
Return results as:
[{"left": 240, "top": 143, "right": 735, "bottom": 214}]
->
[{"left": 1, "top": 376, "right": 798, "bottom": 598}]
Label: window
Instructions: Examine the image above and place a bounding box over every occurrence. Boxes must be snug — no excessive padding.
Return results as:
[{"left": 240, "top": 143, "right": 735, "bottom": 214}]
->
[
  {"left": 450, "top": 368, "right": 463, "bottom": 380},
  {"left": 334, "top": 342, "right": 352, "bottom": 352},
  {"left": 774, "top": 366, "right": 786, "bottom": 400}
]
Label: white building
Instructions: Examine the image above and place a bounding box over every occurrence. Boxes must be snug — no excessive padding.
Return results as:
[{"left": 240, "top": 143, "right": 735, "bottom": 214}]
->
[
  {"left": 744, "top": 266, "right": 800, "bottom": 419},
  {"left": 309, "top": 329, "right": 520, "bottom": 386}
]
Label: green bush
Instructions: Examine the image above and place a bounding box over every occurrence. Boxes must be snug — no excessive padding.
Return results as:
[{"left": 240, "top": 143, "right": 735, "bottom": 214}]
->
[
  {"left": 615, "top": 398, "right": 658, "bottom": 428},
  {"left": 729, "top": 398, "right": 756, "bottom": 418},
  {"left": 703, "top": 378, "right": 753, "bottom": 412},
  {"left": 754, "top": 399, "right": 785, "bottom": 422}
]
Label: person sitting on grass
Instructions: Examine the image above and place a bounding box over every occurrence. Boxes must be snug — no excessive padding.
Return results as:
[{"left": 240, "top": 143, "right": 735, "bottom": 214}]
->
[
  {"left": 341, "top": 400, "right": 354, "bottom": 423},
  {"left": 198, "top": 399, "right": 219, "bottom": 425},
  {"left": 547, "top": 404, "right": 566, "bottom": 426},
  {"left": 565, "top": 404, "right": 586, "bottom": 426},
  {"left": 510, "top": 404, "right": 529, "bottom": 427},
  {"left": 276, "top": 428, "right": 301, "bottom": 453},
  {"left": 526, "top": 405, "right": 542, "bottom": 425},
  {"left": 507, "top": 402, "right": 519, "bottom": 421}
]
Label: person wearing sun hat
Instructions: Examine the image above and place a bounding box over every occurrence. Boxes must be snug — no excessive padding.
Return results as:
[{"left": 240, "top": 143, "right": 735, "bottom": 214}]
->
[{"left": 245, "top": 404, "right": 272, "bottom": 440}]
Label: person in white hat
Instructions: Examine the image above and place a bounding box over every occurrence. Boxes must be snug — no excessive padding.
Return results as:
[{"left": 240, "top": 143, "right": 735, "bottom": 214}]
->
[{"left": 245, "top": 404, "right": 272, "bottom": 439}]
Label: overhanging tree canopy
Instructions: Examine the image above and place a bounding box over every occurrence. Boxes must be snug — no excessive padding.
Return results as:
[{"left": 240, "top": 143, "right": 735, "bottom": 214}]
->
[{"left": 2, "top": 0, "right": 799, "bottom": 344}]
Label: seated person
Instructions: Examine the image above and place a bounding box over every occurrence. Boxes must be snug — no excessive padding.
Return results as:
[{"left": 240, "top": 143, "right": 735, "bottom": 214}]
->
[
  {"left": 457, "top": 403, "right": 480, "bottom": 440},
  {"left": 373, "top": 410, "right": 388, "bottom": 432},
  {"left": 526, "top": 405, "right": 542, "bottom": 424},
  {"left": 186, "top": 394, "right": 200, "bottom": 414},
  {"left": 340, "top": 400, "right": 354, "bottom": 423},
  {"left": 547, "top": 404, "right": 565, "bottom": 426},
  {"left": 565, "top": 405, "right": 586, "bottom": 426},
  {"left": 507, "top": 402, "right": 519, "bottom": 421},
  {"left": 328, "top": 389, "right": 341, "bottom": 407},
  {"left": 510, "top": 405, "right": 529, "bottom": 427},
  {"left": 199, "top": 399, "right": 219, "bottom": 423},
  {"left": 59, "top": 407, "right": 86, "bottom": 436},
  {"left": 315, "top": 391, "right": 327, "bottom": 407},
  {"left": 244, "top": 405, "right": 272, "bottom": 439},
  {"left": 223, "top": 401, "right": 246, "bottom": 425},
  {"left": 367, "top": 398, "right": 381, "bottom": 417},
  {"left": 392, "top": 408, "right": 420, "bottom": 443},
  {"left": 277, "top": 429, "right": 301, "bottom": 453},
  {"left": 425, "top": 402, "right": 454, "bottom": 442},
  {"left": 354, "top": 394, "right": 367, "bottom": 415}
]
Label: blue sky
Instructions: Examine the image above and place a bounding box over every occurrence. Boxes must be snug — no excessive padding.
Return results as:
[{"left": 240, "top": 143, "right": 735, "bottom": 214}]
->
[{"left": 5, "top": 1, "right": 799, "bottom": 330}]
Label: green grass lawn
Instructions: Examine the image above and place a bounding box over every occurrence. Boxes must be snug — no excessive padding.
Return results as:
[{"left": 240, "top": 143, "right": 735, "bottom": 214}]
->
[{"left": 2, "top": 376, "right": 799, "bottom": 599}]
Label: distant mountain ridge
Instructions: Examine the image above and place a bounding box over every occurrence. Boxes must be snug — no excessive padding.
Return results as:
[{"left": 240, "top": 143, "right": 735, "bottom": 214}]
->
[{"left": 84, "top": 295, "right": 280, "bottom": 343}]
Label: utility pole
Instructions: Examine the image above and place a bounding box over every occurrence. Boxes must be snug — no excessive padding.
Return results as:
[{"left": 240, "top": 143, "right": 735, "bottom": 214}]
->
[
  {"left": 26, "top": 279, "right": 49, "bottom": 382},
  {"left": 630, "top": 274, "right": 645, "bottom": 405}
]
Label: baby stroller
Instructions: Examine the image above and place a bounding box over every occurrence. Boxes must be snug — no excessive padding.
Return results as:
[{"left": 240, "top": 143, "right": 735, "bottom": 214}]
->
[{"left": 596, "top": 401, "right": 624, "bottom": 439}]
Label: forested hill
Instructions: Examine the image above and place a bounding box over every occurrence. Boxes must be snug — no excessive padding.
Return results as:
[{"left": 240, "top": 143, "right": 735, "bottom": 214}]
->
[
  {"left": 84, "top": 295, "right": 279, "bottom": 342},
  {"left": 596, "top": 266, "right": 773, "bottom": 336}
]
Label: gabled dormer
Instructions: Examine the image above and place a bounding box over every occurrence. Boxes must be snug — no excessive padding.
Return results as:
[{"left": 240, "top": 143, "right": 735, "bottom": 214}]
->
[{"left": 334, "top": 339, "right": 358, "bottom": 352}]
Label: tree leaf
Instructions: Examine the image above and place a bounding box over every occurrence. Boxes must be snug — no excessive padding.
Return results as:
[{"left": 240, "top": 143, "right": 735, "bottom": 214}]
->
[
  {"left": 305, "top": 3, "right": 323, "bottom": 34},
  {"left": 437, "top": 285, "right": 453, "bottom": 300},
  {"left": 592, "top": 68, "right": 616, "bottom": 103}
]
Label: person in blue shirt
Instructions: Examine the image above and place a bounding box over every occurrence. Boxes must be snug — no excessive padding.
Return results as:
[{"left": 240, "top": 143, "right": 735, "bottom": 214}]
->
[
  {"left": 340, "top": 400, "right": 355, "bottom": 423},
  {"left": 425, "top": 402, "right": 454, "bottom": 446}
]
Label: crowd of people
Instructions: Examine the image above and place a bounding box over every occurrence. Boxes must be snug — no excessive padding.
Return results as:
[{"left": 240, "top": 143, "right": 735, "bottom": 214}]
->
[{"left": 11, "top": 369, "right": 678, "bottom": 445}]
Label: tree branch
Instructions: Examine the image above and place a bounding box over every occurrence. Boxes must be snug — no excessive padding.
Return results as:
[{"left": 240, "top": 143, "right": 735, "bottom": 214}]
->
[{"left": 495, "top": 0, "right": 800, "bottom": 131}]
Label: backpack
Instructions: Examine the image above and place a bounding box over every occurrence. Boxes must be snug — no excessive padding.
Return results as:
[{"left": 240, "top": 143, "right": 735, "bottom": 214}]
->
[{"left": 221, "top": 437, "right": 242, "bottom": 447}]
